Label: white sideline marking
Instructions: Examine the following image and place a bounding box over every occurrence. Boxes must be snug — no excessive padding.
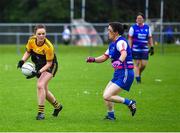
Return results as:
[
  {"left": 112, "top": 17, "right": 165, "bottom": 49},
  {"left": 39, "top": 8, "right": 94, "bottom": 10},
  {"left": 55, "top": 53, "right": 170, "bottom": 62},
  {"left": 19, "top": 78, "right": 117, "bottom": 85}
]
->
[
  {"left": 83, "top": 90, "right": 90, "bottom": 94},
  {"left": 155, "top": 79, "right": 162, "bottom": 82}
]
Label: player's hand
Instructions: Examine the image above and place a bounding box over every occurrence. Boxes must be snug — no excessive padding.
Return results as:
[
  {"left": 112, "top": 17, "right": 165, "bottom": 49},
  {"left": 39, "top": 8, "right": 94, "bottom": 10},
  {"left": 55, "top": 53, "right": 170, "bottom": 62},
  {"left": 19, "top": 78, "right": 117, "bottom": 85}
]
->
[
  {"left": 112, "top": 60, "right": 122, "bottom": 68},
  {"left": 86, "top": 57, "right": 95, "bottom": 63},
  {"left": 26, "top": 71, "right": 40, "bottom": 79},
  {"left": 148, "top": 47, "right": 154, "bottom": 55},
  {"left": 17, "top": 60, "right": 24, "bottom": 68}
]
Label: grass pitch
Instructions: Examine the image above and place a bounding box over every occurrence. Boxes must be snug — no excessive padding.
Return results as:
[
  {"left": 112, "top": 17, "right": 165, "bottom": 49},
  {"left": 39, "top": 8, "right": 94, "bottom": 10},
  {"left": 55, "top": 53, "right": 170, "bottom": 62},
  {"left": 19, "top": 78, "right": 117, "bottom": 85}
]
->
[{"left": 0, "top": 44, "right": 179, "bottom": 132}]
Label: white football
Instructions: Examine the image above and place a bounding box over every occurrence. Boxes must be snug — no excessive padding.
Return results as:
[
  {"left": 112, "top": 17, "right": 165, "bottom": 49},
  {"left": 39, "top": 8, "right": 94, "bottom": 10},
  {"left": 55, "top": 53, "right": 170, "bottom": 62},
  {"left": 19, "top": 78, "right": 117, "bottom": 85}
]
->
[{"left": 21, "top": 62, "right": 35, "bottom": 76}]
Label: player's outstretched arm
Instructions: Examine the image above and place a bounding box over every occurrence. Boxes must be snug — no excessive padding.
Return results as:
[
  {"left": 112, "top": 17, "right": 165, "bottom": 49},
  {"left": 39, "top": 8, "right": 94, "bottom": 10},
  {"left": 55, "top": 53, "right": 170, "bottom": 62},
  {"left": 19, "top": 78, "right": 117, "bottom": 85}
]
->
[{"left": 86, "top": 54, "right": 108, "bottom": 63}]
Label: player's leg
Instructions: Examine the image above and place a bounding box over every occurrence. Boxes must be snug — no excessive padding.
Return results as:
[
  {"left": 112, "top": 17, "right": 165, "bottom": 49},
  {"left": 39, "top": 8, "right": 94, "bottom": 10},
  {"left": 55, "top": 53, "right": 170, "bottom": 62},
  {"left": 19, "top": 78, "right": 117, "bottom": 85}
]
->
[
  {"left": 132, "top": 51, "right": 141, "bottom": 83},
  {"left": 134, "top": 59, "right": 141, "bottom": 83},
  {"left": 103, "top": 81, "right": 115, "bottom": 120},
  {"left": 138, "top": 52, "right": 149, "bottom": 82},
  {"left": 103, "top": 83, "right": 124, "bottom": 103},
  {"left": 103, "top": 82, "right": 136, "bottom": 116},
  {"left": 45, "top": 87, "right": 63, "bottom": 117},
  {"left": 139, "top": 59, "right": 148, "bottom": 76},
  {"left": 103, "top": 81, "right": 114, "bottom": 110},
  {"left": 44, "top": 62, "right": 62, "bottom": 117},
  {"left": 36, "top": 72, "right": 52, "bottom": 120}
]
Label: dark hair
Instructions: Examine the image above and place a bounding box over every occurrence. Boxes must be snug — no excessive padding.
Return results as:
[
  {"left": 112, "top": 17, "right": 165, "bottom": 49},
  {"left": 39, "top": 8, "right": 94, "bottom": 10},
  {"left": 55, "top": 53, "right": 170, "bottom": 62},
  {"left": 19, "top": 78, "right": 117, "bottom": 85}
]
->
[
  {"left": 136, "top": 12, "right": 145, "bottom": 19},
  {"left": 34, "top": 24, "right": 46, "bottom": 34},
  {"left": 109, "top": 22, "right": 128, "bottom": 35}
]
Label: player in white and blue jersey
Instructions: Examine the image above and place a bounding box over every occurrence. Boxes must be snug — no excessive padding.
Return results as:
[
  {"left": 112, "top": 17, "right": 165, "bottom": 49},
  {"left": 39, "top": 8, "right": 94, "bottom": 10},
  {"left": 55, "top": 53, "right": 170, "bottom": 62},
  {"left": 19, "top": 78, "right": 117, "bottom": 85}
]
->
[
  {"left": 86, "top": 22, "right": 136, "bottom": 120},
  {"left": 128, "top": 12, "right": 154, "bottom": 83}
]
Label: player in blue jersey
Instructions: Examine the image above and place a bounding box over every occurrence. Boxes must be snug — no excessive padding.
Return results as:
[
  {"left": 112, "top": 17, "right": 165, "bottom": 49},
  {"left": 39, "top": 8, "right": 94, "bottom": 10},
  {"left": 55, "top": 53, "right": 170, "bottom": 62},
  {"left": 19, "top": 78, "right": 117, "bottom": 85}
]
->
[
  {"left": 128, "top": 12, "right": 154, "bottom": 83},
  {"left": 86, "top": 22, "right": 136, "bottom": 120}
]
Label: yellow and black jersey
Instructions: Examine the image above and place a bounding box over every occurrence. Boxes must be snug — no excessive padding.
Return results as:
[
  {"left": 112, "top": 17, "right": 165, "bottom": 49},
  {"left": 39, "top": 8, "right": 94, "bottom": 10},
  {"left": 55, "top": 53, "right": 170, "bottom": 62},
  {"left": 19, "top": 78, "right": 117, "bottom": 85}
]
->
[{"left": 26, "top": 36, "right": 58, "bottom": 70}]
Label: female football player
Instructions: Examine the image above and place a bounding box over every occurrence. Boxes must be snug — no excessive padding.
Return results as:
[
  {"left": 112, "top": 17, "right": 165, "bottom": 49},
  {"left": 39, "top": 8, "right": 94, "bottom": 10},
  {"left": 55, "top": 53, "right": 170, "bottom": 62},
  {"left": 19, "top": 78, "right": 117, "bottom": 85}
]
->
[
  {"left": 128, "top": 12, "right": 154, "bottom": 83},
  {"left": 17, "top": 24, "right": 62, "bottom": 120},
  {"left": 86, "top": 22, "right": 136, "bottom": 120}
]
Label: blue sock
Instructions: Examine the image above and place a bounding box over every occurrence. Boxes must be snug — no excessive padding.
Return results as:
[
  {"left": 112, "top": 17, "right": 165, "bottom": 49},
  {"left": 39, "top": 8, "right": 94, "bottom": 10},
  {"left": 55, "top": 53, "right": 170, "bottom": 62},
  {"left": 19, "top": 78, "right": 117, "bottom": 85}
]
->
[
  {"left": 124, "top": 98, "right": 131, "bottom": 106},
  {"left": 136, "top": 76, "right": 141, "bottom": 83},
  {"left": 108, "top": 111, "right": 115, "bottom": 118}
]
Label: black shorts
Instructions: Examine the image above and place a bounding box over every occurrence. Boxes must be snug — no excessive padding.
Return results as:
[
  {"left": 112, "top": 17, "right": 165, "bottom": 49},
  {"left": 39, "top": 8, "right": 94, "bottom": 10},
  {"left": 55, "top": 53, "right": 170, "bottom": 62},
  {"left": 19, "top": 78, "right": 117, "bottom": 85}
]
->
[
  {"left": 47, "top": 62, "right": 58, "bottom": 77},
  {"left": 132, "top": 51, "right": 149, "bottom": 60},
  {"left": 36, "top": 62, "right": 58, "bottom": 78}
]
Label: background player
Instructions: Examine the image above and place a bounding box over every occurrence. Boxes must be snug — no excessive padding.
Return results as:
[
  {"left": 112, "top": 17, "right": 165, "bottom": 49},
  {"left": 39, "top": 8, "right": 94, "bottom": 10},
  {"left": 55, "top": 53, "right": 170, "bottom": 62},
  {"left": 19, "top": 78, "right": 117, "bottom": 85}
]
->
[
  {"left": 17, "top": 24, "right": 63, "bottom": 120},
  {"left": 86, "top": 22, "right": 136, "bottom": 120},
  {"left": 128, "top": 12, "right": 154, "bottom": 83}
]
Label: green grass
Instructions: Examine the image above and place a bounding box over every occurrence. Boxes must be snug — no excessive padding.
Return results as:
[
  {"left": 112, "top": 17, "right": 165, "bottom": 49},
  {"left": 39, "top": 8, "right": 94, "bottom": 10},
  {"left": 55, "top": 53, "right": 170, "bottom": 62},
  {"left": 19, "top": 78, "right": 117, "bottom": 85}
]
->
[{"left": 0, "top": 44, "right": 180, "bottom": 132}]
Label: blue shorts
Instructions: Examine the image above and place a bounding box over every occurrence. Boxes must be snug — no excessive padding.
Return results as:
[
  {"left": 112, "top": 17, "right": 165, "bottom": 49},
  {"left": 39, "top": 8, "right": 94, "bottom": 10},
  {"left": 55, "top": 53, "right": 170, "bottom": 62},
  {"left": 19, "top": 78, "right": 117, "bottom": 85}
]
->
[
  {"left": 111, "top": 69, "right": 134, "bottom": 91},
  {"left": 132, "top": 51, "right": 149, "bottom": 60}
]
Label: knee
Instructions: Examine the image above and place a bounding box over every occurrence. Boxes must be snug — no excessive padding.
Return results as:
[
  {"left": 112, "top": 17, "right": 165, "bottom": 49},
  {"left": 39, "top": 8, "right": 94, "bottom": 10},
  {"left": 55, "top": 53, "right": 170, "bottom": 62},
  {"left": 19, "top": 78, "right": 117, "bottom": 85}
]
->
[
  {"left": 37, "top": 82, "right": 44, "bottom": 90},
  {"left": 103, "top": 93, "right": 111, "bottom": 101}
]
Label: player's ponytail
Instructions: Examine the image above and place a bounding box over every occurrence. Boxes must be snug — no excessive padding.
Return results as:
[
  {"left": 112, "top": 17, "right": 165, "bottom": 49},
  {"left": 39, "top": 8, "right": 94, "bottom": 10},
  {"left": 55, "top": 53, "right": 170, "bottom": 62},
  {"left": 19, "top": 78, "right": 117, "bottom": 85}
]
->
[{"left": 123, "top": 24, "right": 128, "bottom": 30}]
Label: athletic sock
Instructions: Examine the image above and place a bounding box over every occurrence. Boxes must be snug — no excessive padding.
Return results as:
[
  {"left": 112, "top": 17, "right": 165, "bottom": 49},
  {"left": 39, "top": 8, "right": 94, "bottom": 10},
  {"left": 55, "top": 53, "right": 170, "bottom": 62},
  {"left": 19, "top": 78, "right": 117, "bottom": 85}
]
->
[
  {"left": 123, "top": 98, "right": 131, "bottom": 106},
  {"left": 53, "top": 100, "right": 61, "bottom": 109},
  {"left": 38, "top": 105, "right": 45, "bottom": 114},
  {"left": 136, "top": 76, "right": 141, "bottom": 83},
  {"left": 108, "top": 111, "right": 115, "bottom": 118}
]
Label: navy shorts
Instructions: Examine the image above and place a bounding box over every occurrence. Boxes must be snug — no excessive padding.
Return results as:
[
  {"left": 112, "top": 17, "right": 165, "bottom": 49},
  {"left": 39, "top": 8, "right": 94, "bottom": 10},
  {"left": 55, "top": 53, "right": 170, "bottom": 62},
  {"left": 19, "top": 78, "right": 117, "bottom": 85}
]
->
[
  {"left": 111, "top": 69, "right": 134, "bottom": 91},
  {"left": 132, "top": 51, "right": 149, "bottom": 60}
]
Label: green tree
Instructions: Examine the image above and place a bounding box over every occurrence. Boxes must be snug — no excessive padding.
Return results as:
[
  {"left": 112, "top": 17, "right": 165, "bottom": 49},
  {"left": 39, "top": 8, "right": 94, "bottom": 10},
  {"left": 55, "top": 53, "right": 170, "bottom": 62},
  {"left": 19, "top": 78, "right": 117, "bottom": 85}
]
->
[
  {"left": 0, "top": 0, "right": 180, "bottom": 22},
  {"left": 3, "top": 0, "right": 70, "bottom": 22}
]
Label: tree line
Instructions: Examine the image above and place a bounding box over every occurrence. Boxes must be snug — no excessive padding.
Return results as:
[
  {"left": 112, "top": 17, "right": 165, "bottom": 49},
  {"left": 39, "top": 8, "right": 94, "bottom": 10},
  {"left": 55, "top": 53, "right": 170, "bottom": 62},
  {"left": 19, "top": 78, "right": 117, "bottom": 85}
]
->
[{"left": 0, "top": 0, "right": 179, "bottom": 23}]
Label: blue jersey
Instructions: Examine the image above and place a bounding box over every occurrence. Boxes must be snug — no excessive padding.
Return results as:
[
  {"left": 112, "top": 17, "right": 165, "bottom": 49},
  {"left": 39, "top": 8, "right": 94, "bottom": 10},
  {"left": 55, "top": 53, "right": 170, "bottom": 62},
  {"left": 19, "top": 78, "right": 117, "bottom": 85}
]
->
[
  {"left": 105, "top": 36, "right": 134, "bottom": 69},
  {"left": 129, "top": 23, "right": 152, "bottom": 53}
]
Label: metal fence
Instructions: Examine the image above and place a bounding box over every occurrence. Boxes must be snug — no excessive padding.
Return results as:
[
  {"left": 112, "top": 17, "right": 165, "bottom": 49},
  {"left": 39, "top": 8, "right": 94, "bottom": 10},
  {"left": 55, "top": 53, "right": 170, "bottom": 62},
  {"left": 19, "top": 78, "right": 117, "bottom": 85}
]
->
[{"left": 0, "top": 22, "right": 180, "bottom": 45}]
